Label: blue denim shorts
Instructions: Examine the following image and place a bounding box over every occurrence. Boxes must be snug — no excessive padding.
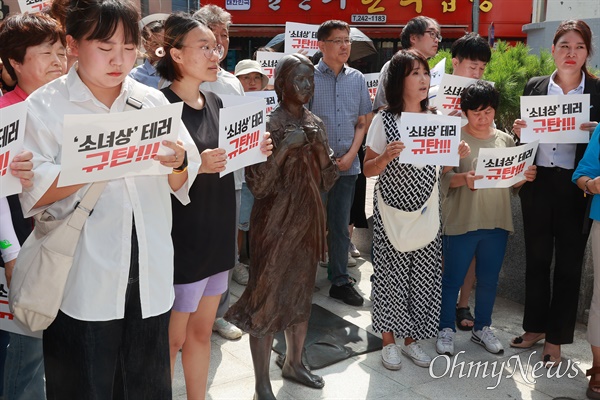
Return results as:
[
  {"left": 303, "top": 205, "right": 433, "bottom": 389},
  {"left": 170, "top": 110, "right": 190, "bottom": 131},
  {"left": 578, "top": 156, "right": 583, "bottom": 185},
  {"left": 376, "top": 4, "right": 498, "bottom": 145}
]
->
[{"left": 238, "top": 182, "right": 254, "bottom": 232}]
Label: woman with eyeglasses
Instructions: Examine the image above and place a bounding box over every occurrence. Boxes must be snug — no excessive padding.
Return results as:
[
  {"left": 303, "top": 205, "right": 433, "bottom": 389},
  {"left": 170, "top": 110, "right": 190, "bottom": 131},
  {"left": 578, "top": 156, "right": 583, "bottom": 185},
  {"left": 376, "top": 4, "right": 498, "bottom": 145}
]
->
[{"left": 155, "top": 12, "right": 271, "bottom": 398}]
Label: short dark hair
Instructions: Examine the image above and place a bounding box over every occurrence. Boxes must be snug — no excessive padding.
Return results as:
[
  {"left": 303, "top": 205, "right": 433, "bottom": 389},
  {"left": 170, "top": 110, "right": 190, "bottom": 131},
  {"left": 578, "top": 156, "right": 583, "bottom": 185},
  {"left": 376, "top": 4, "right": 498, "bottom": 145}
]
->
[
  {"left": 66, "top": 0, "right": 139, "bottom": 47},
  {"left": 0, "top": 13, "right": 66, "bottom": 82},
  {"left": 252, "top": 46, "right": 274, "bottom": 60},
  {"left": 316, "top": 20, "right": 349, "bottom": 41},
  {"left": 400, "top": 16, "right": 439, "bottom": 50},
  {"left": 451, "top": 32, "right": 491, "bottom": 63},
  {"left": 156, "top": 12, "right": 208, "bottom": 82},
  {"left": 385, "top": 49, "right": 430, "bottom": 116},
  {"left": 460, "top": 80, "right": 500, "bottom": 114}
]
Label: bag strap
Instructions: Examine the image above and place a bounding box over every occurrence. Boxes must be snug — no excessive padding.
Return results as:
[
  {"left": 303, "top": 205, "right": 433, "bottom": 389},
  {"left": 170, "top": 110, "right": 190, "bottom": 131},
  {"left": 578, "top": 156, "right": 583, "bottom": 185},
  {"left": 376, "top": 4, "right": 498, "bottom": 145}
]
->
[{"left": 124, "top": 82, "right": 147, "bottom": 111}]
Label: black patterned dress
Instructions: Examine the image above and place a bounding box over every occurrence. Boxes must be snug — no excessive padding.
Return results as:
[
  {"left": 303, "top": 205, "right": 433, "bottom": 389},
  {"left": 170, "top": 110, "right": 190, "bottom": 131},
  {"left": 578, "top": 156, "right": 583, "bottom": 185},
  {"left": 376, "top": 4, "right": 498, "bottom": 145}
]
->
[{"left": 371, "top": 110, "right": 442, "bottom": 340}]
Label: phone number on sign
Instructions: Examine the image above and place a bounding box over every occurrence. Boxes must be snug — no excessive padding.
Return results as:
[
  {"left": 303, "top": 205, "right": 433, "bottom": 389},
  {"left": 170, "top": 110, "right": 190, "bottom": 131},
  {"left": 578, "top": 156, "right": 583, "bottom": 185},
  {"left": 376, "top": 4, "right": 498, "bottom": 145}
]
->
[{"left": 351, "top": 14, "right": 386, "bottom": 23}]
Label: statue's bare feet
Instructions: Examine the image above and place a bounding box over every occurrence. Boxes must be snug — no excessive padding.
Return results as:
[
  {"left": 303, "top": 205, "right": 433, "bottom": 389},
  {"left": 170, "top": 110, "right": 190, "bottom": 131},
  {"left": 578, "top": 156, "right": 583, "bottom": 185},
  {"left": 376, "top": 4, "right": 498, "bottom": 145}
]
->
[{"left": 281, "top": 361, "right": 325, "bottom": 389}]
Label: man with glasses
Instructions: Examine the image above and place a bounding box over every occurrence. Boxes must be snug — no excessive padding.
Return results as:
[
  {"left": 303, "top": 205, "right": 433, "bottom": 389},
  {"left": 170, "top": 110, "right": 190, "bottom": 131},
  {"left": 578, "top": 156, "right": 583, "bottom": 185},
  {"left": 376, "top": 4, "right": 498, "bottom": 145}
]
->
[
  {"left": 193, "top": 4, "right": 247, "bottom": 341},
  {"left": 373, "top": 16, "right": 441, "bottom": 111},
  {"left": 310, "top": 20, "right": 372, "bottom": 306}
]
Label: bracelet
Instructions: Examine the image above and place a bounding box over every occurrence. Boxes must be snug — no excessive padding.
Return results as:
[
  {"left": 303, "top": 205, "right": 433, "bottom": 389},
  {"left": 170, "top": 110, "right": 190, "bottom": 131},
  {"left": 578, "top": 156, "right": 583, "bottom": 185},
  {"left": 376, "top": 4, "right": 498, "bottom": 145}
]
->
[
  {"left": 585, "top": 178, "right": 594, "bottom": 195},
  {"left": 173, "top": 151, "right": 188, "bottom": 172},
  {"left": 172, "top": 165, "right": 188, "bottom": 174}
]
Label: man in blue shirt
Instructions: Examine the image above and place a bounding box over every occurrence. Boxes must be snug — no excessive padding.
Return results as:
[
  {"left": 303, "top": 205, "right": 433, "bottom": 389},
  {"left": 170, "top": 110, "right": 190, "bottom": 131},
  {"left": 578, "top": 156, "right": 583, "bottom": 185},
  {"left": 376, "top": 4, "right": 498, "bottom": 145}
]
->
[{"left": 310, "top": 20, "right": 372, "bottom": 306}]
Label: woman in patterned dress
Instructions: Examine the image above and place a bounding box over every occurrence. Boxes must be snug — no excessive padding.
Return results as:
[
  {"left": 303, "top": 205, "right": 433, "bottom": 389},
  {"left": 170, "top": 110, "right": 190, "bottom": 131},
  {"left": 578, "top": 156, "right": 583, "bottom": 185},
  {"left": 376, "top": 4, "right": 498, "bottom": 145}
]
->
[{"left": 363, "top": 49, "right": 469, "bottom": 371}]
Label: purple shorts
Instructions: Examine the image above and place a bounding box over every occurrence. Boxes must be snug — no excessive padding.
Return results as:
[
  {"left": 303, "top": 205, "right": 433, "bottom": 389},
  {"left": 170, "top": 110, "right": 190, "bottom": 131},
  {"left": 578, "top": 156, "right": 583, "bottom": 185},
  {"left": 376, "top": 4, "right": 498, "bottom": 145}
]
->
[{"left": 173, "top": 270, "right": 229, "bottom": 313}]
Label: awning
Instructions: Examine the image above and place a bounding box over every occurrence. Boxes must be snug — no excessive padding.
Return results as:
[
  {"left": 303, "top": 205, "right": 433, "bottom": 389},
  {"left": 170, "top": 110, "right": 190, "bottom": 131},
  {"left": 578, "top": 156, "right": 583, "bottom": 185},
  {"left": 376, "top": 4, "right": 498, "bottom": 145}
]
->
[{"left": 228, "top": 25, "right": 470, "bottom": 40}]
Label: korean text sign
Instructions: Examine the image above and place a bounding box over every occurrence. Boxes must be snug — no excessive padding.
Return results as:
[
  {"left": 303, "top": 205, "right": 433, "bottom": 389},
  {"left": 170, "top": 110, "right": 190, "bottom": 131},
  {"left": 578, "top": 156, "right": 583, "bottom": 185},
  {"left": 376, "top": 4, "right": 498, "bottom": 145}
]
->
[
  {"left": 397, "top": 112, "right": 462, "bottom": 166},
  {"left": 363, "top": 73, "right": 379, "bottom": 102},
  {"left": 58, "top": 103, "right": 183, "bottom": 187},
  {"left": 474, "top": 140, "right": 538, "bottom": 189},
  {"left": 17, "top": 0, "right": 50, "bottom": 13},
  {"left": 0, "top": 102, "right": 26, "bottom": 197},
  {"left": 284, "top": 22, "right": 320, "bottom": 56},
  {"left": 218, "top": 98, "right": 267, "bottom": 177},
  {"left": 245, "top": 91, "right": 278, "bottom": 116},
  {"left": 255, "top": 51, "right": 284, "bottom": 86},
  {"left": 433, "top": 74, "right": 493, "bottom": 116},
  {"left": 520, "top": 94, "right": 590, "bottom": 144}
]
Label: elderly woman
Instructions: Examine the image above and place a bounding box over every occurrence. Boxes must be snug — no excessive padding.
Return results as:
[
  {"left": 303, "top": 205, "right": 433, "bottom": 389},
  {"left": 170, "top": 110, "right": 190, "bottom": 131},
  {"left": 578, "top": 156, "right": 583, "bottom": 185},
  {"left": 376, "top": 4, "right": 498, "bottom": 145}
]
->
[
  {"left": 0, "top": 12, "right": 67, "bottom": 400},
  {"left": 436, "top": 81, "right": 536, "bottom": 357},
  {"left": 512, "top": 20, "right": 600, "bottom": 367},
  {"left": 225, "top": 53, "right": 338, "bottom": 400}
]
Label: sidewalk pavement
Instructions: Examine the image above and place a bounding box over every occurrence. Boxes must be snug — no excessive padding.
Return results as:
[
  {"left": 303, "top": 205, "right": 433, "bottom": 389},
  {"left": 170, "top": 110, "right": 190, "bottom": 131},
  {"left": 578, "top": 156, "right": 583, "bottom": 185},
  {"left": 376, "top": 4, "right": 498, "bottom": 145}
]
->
[{"left": 173, "top": 177, "right": 594, "bottom": 399}]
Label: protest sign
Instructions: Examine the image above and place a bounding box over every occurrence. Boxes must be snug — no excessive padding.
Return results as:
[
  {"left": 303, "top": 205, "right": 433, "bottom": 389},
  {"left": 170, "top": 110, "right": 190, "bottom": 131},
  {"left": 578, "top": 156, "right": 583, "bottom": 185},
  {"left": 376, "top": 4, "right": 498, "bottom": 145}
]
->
[
  {"left": 363, "top": 72, "right": 379, "bottom": 102},
  {"left": 0, "top": 274, "right": 42, "bottom": 338},
  {"left": 430, "top": 58, "right": 446, "bottom": 87},
  {"left": 246, "top": 91, "right": 278, "bottom": 116},
  {"left": 0, "top": 102, "right": 26, "bottom": 197},
  {"left": 433, "top": 74, "right": 494, "bottom": 116},
  {"left": 520, "top": 94, "right": 590, "bottom": 143},
  {"left": 474, "top": 140, "right": 539, "bottom": 189},
  {"left": 284, "top": 22, "right": 320, "bottom": 56},
  {"left": 58, "top": 103, "right": 183, "bottom": 187},
  {"left": 219, "top": 98, "right": 267, "bottom": 177},
  {"left": 397, "top": 112, "right": 462, "bottom": 166},
  {"left": 255, "top": 51, "right": 284, "bottom": 86},
  {"left": 17, "top": 0, "right": 50, "bottom": 13}
]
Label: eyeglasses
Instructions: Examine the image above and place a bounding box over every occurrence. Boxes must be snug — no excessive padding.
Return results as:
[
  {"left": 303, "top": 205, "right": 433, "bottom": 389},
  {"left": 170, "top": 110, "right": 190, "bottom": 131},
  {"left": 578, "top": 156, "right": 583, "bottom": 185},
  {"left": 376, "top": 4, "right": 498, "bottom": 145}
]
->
[
  {"left": 424, "top": 30, "right": 442, "bottom": 41},
  {"left": 183, "top": 43, "right": 225, "bottom": 59},
  {"left": 323, "top": 38, "right": 352, "bottom": 46}
]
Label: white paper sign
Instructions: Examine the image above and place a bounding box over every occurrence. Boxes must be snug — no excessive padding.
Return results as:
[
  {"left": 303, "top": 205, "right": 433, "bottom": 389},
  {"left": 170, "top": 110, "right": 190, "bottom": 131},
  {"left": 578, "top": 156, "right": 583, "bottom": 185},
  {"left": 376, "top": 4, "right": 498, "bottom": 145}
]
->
[
  {"left": 0, "top": 273, "right": 42, "bottom": 338},
  {"left": 430, "top": 58, "right": 446, "bottom": 87},
  {"left": 256, "top": 52, "right": 284, "bottom": 86},
  {"left": 58, "top": 103, "right": 183, "bottom": 187},
  {"left": 434, "top": 74, "right": 494, "bottom": 116},
  {"left": 474, "top": 141, "right": 539, "bottom": 189},
  {"left": 17, "top": 0, "right": 50, "bottom": 13},
  {"left": 0, "top": 102, "right": 27, "bottom": 197},
  {"left": 520, "top": 94, "right": 590, "bottom": 144},
  {"left": 397, "top": 112, "right": 462, "bottom": 166},
  {"left": 219, "top": 99, "right": 267, "bottom": 177},
  {"left": 246, "top": 91, "right": 278, "bottom": 116},
  {"left": 363, "top": 72, "right": 380, "bottom": 102},
  {"left": 284, "top": 22, "right": 320, "bottom": 56}
]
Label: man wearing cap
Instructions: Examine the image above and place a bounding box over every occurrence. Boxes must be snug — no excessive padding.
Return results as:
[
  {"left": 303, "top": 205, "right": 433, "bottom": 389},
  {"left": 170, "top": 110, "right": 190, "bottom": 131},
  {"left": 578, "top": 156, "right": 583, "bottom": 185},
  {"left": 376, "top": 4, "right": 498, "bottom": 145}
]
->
[{"left": 193, "top": 4, "right": 247, "bottom": 341}]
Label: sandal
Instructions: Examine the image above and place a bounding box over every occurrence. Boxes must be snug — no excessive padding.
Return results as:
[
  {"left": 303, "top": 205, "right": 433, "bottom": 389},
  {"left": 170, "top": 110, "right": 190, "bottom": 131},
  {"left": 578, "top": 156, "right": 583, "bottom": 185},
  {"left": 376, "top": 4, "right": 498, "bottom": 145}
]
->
[
  {"left": 543, "top": 354, "right": 560, "bottom": 369},
  {"left": 456, "top": 306, "right": 474, "bottom": 331},
  {"left": 510, "top": 332, "right": 545, "bottom": 349},
  {"left": 587, "top": 366, "right": 600, "bottom": 399}
]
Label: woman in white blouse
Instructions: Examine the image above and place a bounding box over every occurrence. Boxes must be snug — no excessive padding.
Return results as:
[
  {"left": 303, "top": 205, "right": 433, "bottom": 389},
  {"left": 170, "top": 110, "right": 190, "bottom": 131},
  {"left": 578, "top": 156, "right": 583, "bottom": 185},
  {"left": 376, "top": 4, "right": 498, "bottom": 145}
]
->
[{"left": 19, "top": 0, "right": 200, "bottom": 398}]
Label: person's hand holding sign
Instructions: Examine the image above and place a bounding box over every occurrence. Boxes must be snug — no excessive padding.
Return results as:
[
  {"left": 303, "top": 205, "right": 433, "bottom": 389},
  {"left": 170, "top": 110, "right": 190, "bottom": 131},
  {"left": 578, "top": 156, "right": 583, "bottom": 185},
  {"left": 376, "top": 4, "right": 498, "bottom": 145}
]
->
[
  {"left": 199, "top": 147, "right": 227, "bottom": 174},
  {"left": 10, "top": 150, "right": 34, "bottom": 188},
  {"left": 465, "top": 170, "right": 483, "bottom": 191},
  {"left": 260, "top": 132, "right": 273, "bottom": 157},
  {"left": 156, "top": 140, "right": 187, "bottom": 172}
]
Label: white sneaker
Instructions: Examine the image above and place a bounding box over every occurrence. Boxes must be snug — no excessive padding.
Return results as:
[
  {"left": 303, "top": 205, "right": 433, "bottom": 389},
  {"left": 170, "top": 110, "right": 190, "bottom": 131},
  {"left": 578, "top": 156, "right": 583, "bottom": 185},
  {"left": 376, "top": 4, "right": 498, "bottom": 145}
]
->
[
  {"left": 436, "top": 328, "right": 455, "bottom": 356},
  {"left": 347, "top": 252, "right": 357, "bottom": 267},
  {"left": 212, "top": 318, "right": 242, "bottom": 340},
  {"left": 401, "top": 342, "right": 431, "bottom": 368},
  {"left": 232, "top": 262, "right": 249, "bottom": 285},
  {"left": 319, "top": 252, "right": 329, "bottom": 268},
  {"left": 381, "top": 344, "right": 402, "bottom": 370},
  {"left": 471, "top": 326, "right": 504, "bottom": 354},
  {"left": 349, "top": 242, "right": 360, "bottom": 257}
]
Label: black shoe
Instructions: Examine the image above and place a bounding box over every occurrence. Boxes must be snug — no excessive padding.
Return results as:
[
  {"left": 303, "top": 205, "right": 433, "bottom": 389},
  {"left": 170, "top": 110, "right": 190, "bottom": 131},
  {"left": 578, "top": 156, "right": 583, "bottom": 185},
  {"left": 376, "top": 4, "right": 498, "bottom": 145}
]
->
[{"left": 329, "top": 283, "right": 364, "bottom": 306}]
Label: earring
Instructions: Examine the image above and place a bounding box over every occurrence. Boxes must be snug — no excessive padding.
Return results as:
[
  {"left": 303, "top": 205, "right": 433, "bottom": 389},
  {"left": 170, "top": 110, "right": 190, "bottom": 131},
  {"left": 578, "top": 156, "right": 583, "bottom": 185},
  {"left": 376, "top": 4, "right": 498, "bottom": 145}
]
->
[{"left": 155, "top": 47, "right": 166, "bottom": 58}]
